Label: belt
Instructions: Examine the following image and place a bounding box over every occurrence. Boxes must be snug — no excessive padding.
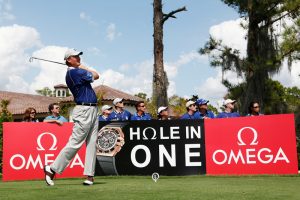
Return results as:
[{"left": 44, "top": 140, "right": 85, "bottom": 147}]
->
[{"left": 77, "top": 102, "right": 98, "bottom": 106}]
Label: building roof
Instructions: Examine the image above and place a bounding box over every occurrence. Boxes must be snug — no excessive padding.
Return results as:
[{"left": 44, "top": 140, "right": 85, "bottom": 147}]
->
[
  {"left": 54, "top": 84, "right": 68, "bottom": 88},
  {"left": 62, "top": 84, "right": 143, "bottom": 102},
  {"left": 0, "top": 91, "right": 59, "bottom": 115},
  {"left": 0, "top": 85, "right": 143, "bottom": 115}
]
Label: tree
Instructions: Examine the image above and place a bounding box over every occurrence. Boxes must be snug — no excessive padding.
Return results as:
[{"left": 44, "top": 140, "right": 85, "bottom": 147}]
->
[
  {"left": 135, "top": 92, "right": 147, "bottom": 100},
  {"left": 36, "top": 87, "right": 53, "bottom": 97},
  {"left": 0, "top": 99, "right": 13, "bottom": 172},
  {"left": 152, "top": 0, "right": 187, "bottom": 109},
  {"left": 200, "top": 0, "right": 300, "bottom": 114}
]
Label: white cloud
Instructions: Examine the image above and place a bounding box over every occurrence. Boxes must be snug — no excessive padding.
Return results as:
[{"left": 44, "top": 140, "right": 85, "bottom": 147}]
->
[
  {"left": 0, "top": 0, "right": 15, "bottom": 22},
  {"left": 195, "top": 68, "right": 243, "bottom": 108},
  {"left": 106, "top": 23, "right": 121, "bottom": 41},
  {"left": 30, "top": 46, "right": 69, "bottom": 92},
  {"left": 79, "top": 12, "right": 98, "bottom": 27},
  {"left": 209, "top": 18, "right": 247, "bottom": 58},
  {"left": 0, "top": 24, "right": 41, "bottom": 93},
  {"left": 95, "top": 51, "right": 206, "bottom": 98},
  {"left": 272, "top": 60, "right": 300, "bottom": 88}
]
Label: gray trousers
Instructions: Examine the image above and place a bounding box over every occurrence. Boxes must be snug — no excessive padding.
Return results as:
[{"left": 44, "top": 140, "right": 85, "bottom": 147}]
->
[{"left": 51, "top": 105, "right": 98, "bottom": 176}]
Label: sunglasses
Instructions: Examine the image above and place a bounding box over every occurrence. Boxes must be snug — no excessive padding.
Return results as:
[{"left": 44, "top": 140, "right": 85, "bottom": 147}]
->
[
  {"left": 30, "top": 112, "right": 36, "bottom": 114},
  {"left": 139, "top": 105, "right": 145, "bottom": 107},
  {"left": 253, "top": 106, "right": 260, "bottom": 108}
]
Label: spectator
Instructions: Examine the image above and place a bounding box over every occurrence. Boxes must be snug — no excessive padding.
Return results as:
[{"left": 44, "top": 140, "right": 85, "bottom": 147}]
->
[
  {"left": 180, "top": 100, "right": 200, "bottom": 119},
  {"left": 196, "top": 99, "right": 215, "bottom": 119},
  {"left": 44, "top": 103, "right": 68, "bottom": 125},
  {"left": 247, "top": 101, "right": 263, "bottom": 116},
  {"left": 23, "top": 107, "right": 39, "bottom": 122},
  {"left": 131, "top": 101, "right": 152, "bottom": 120},
  {"left": 157, "top": 106, "right": 170, "bottom": 120},
  {"left": 99, "top": 105, "right": 113, "bottom": 121},
  {"left": 108, "top": 98, "right": 131, "bottom": 121},
  {"left": 217, "top": 99, "right": 240, "bottom": 118}
]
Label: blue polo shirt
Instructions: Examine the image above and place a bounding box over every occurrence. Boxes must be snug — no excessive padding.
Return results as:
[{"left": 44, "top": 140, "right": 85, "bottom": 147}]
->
[
  {"left": 196, "top": 110, "right": 215, "bottom": 119},
  {"left": 99, "top": 115, "right": 109, "bottom": 121},
  {"left": 180, "top": 112, "right": 201, "bottom": 119},
  {"left": 131, "top": 113, "right": 152, "bottom": 121},
  {"left": 216, "top": 112, "right": 240, "bottom": 118},
  {"left": 65, "top": 67, "right": 97, "bottom": 104},
  {"left": 108, "top": 110, "right": 132, "bottom": 121},
  {"left": 44, "top": 115, "right": 68, "bottom": 122}
]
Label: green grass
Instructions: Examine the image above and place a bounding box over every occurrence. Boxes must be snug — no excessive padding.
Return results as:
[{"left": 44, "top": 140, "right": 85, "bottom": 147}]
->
[{"left": 1, "top": 175, "right": 300, "bottom": 200}]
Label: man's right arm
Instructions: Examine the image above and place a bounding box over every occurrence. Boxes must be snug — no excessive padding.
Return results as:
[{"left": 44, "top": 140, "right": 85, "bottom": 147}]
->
[{"left": 79, "top": 65, "right": 99, "bottom": 80}]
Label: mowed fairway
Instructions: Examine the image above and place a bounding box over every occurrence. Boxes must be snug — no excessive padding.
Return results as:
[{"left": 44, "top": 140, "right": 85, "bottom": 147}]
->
[{"left": 1, "top": 175, "right": 300, "bottom": 200}]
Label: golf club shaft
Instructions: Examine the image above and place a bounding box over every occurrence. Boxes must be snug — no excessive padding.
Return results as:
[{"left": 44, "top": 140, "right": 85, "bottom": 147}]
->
[{"left": 29, "top": 57, "right": 66, "bottom": 65}]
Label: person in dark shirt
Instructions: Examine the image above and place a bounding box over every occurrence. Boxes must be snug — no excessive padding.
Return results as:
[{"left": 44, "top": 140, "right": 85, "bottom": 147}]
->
[
  {"left": 247, "top": 101, "right": 263, "bottom": 116},
  {"left": 23, "top": 107, "right": 39, "bottom": 122},
  {"left": 157, "top": 106, "right": 170, "bottom": 120},
  {"left": 180, "top": 100, "right": 200, "bottom": 119},
  {"left": 43, "top": 48, "right": 101, "bottom": 186},
  {"left": 131, "top": 101, "right": 152, "bottom": 120},
  {"left": 99, "top": 105, "right": 113, "bottom": 121},
  {"left": 216, "top": 99, "right": 240, "bottom": 118},
  {"left": 195, "top": 99, "right": 215, "bottom": 119},
  {"left": 108, "top": 98, "right": 132, "bottom": 121}
]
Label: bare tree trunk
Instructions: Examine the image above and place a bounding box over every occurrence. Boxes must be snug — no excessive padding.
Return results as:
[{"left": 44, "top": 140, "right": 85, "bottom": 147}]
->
[
  {"left": 152, "top": 0, "right": 186, "bottom": 108},
  {"left": 153, "top": 0, "right": 168, "bottom": 108}
]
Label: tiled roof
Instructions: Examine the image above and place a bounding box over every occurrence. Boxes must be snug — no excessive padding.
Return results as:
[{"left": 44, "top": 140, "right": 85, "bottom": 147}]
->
[
  {"left": 54, "top": 84, "right": 68, "bottom": 88},
  {"left": 0, "top": 91, "right": 60, "bottom": 115},
  {"left": 0, "top": 85, "right": 143, "bottom": 115},
  {"left": 62, "top": 85, "right": 143, "bottom": 102}
]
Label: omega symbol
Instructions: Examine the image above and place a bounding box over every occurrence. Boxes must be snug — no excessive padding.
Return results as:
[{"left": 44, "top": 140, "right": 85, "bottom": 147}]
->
[
  {"left": 237, "top": 127, "right": 258, "bottom": 146},
  {"left": 36, "top": 132, "right": 58, "bottom": 151}
]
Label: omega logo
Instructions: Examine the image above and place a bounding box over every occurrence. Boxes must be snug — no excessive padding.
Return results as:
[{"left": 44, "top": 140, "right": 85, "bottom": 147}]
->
[
  {"left": 36, "top": 132, "right": 58, "bottom": 151},
  {"left": 212, "top": 127, "right": 289, "bottom": 165},
  {"left": 9, "top": 132, "right": 84, "bottom": 170},
  {"left": 237, "top": 127, "right": 258, "bottom": 146}
]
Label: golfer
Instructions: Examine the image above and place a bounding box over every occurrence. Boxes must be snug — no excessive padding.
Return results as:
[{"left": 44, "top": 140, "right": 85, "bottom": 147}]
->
[{"left": 44, "top": 49, "right": 99, "bottom": 186}]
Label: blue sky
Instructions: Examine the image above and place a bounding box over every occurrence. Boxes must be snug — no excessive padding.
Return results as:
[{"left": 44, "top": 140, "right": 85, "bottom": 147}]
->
[{"left": 0, "top": 0, "right": 299, "bottom": 107}]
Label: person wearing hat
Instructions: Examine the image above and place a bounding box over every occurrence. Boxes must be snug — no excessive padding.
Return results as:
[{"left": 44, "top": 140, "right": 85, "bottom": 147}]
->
[
  {"left": 195, "top": 99, "right": 215, "bottom": 119},
  {"left": 157, "top": 106, "right": 170, "bottom": 120},
  {"left": 44, "top": 48, "right": 101, "bottom": 186},
  {"left": 99, "top": 105, "right": 113, "bottom": 121},
  {"left": 180, "top": 100, "right": 201, "bottom": 119},
  {"left": 108, "top": 98, "right": 132, "bottom": 121},
  {"left": 131, "top": 101, "right": 152, "bottom": 120},
  {"left": 216, "top": 99, "right": 240, "bottom": 118}
]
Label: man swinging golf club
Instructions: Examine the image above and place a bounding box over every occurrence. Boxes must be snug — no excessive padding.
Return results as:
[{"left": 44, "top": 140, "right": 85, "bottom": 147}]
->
[{"left": 43, "top": 48, "right": 100, "bottom": 186}]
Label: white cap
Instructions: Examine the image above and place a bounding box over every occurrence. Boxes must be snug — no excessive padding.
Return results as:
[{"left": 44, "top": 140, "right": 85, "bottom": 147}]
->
[
  {"left": 157, "top": 106, "right": 168, "bottom": 114},
  {"left": 113, "top": 98, "right": 124, "bottom": 106},
  {"left": 186, "top": 100, "right": 195, "bottom": 108},
  {"left": 223, "top": 99, "right": 236, "bottom": 106},
  {"left": 64, "top": 48, "right": 83, "bottom": 60},
  {"left": 101, "top": 105, "right": 112, "bottom": 112}
]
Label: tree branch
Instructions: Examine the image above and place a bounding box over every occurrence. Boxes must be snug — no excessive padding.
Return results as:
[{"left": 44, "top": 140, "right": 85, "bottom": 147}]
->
[
  {"left": 162, "top": 6, "right": 187, "bottom": 24},
  {"left": 260, "top": 4, "right": 300, "bottom": 29}
]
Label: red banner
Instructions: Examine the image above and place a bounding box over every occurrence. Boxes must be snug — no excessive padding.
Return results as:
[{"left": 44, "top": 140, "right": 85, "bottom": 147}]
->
[
  {"left": 205, "top": 114, "right": 298, "bottom": 175},
  {"left": 3, "top": 123, "right": 86, "bottom": 181}
]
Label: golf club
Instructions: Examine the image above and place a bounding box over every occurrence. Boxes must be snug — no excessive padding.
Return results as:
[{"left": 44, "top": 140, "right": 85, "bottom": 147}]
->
[{"left": 29, "top": 56, "right": 66, "bottom": 66}]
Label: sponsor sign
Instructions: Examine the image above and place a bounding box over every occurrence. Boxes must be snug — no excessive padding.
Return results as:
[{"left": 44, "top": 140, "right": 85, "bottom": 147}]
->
[
  {"left": 3, "top": 123, "right": 85, "bottom": 181},
  {"left": 205, "top": 114, "right": 298, "bottom": 175},
  {"left": 97, "top": 120, "right": 206, "bottom": 176}
]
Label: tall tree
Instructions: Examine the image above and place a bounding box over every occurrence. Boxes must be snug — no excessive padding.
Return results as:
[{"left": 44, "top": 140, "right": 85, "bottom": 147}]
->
[
  {"left": 152, "top": 0, "right": 186, "bottom": 108},
  {"left": 200, "top": 0, "right": 300, "bottom": 114}
]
